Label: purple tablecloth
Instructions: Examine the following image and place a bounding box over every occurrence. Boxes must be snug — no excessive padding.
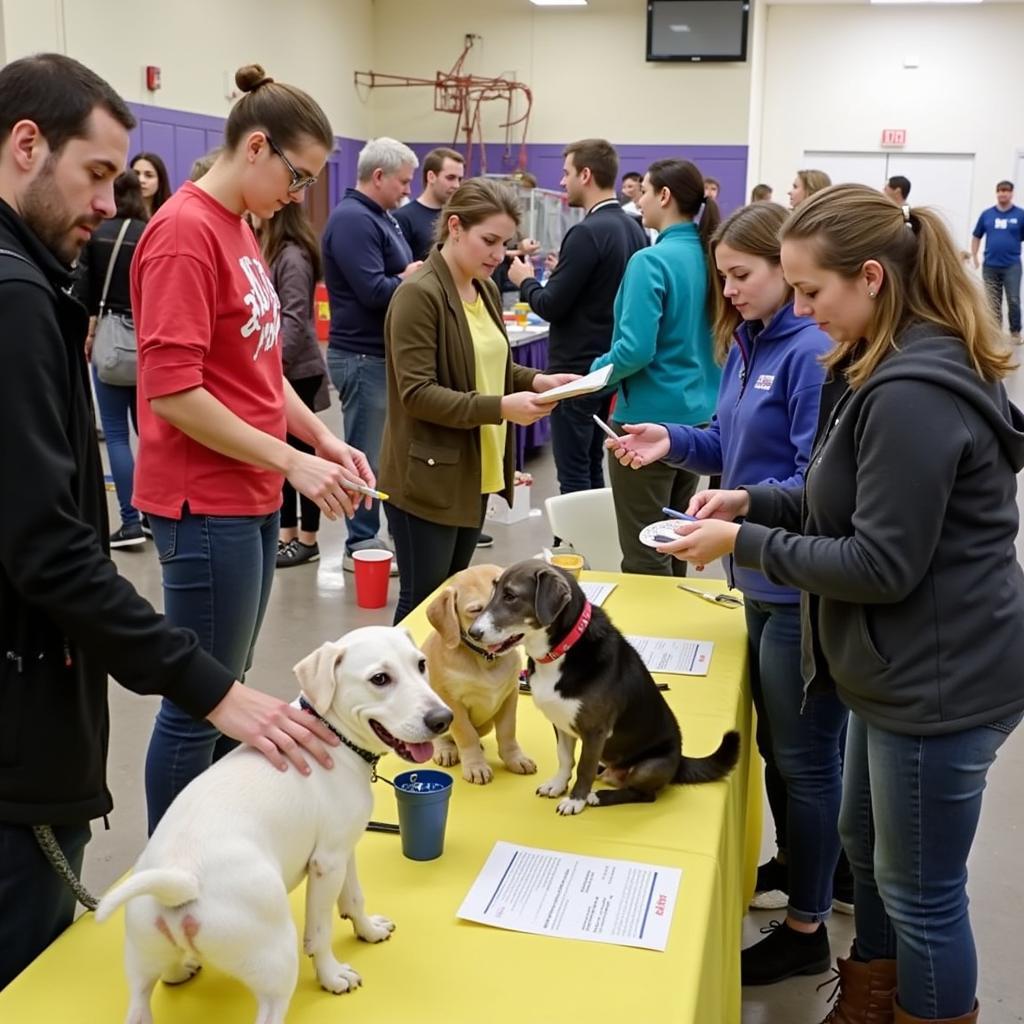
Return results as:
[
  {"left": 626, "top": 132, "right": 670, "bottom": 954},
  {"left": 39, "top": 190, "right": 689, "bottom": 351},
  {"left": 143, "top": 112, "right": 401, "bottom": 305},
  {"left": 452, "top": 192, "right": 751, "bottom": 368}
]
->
[{"left": 510, "top": 332, "right": 550, "bottom": 469}]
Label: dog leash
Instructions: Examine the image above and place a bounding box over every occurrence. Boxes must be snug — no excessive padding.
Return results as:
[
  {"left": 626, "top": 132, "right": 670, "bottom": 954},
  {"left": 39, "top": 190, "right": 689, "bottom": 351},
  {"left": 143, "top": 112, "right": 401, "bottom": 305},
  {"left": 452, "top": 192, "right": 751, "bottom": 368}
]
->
[{"left": 33, "top": 825, "right": 99, "bottom": 911}]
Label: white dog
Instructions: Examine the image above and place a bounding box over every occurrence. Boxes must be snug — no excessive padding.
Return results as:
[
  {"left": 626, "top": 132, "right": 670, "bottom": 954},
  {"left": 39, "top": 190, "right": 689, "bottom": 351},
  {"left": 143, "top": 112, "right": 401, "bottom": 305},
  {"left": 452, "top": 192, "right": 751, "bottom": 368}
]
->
[{"left": 96, "top": 626, "right": 453, "bottom": 1024}]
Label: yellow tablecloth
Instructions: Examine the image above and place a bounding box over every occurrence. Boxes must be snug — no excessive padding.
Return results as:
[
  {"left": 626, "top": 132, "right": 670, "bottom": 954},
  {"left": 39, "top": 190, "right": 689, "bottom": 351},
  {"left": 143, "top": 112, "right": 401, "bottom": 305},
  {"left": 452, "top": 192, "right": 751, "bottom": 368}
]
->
[{"left": 0, "top": 572, "right": 758, "bottom": 1024}]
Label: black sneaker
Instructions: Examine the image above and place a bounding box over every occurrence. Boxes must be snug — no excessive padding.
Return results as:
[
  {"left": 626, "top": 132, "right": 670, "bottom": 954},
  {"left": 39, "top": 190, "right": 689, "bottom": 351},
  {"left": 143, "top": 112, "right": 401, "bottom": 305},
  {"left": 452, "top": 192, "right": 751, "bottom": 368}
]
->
[
  {"left": 476, "top": 532, "right": 494, "bottom": 548},
  {"left": 741, "top": 919, "right": 831, "bottom": 986},
  {"left": 277, "top": 540, "right": 319, "bottom": 568},
  {"left": 750, "top": 857, "right": 789, "bottom": 910},
  {"left": 110, "top": 523, "right": 146, "bottom": 549},
  {"left": 140, "top": 514, "right": 153, "bottom": 539}
]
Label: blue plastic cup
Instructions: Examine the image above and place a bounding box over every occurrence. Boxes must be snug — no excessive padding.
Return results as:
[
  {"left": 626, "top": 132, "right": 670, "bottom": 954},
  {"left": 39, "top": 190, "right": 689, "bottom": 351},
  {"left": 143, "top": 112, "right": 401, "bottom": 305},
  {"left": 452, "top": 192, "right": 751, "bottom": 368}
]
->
[{"left": 393, "top": 769, "right": 453, "bottom": 861}]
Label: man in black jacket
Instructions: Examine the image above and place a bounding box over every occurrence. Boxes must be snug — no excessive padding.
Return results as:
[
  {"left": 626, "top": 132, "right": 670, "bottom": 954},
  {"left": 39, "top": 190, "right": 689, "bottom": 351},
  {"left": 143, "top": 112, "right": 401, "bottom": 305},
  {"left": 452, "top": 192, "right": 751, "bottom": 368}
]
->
[
  {"left": 0, "top": 54, "right": 337, "bottom": 990},
  {"left": 508, "top": 138, "right": 647, "bottom": 494}
]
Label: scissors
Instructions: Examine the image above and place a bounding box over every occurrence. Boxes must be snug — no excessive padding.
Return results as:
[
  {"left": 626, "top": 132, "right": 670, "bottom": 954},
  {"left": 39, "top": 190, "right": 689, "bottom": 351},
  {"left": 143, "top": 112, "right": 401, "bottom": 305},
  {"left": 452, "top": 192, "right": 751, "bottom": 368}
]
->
[{"left": 676, "top": 584, "right": 744, "bottom": 608}]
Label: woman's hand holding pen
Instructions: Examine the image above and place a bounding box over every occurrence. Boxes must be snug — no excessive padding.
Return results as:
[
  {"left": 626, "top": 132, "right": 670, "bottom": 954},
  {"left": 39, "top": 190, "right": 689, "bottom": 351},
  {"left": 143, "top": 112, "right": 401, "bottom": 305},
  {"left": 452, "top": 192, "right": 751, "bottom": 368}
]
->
[{"left": 605, "top": 422, "right": 670, "bottom": 469}]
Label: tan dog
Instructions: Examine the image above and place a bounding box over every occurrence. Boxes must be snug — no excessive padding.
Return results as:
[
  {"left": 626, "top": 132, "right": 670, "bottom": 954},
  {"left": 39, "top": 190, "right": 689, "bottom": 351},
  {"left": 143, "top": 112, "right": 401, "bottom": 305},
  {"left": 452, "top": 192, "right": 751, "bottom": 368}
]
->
[{"left": 422, "top": 564, "right": 536, "bottom": 784}]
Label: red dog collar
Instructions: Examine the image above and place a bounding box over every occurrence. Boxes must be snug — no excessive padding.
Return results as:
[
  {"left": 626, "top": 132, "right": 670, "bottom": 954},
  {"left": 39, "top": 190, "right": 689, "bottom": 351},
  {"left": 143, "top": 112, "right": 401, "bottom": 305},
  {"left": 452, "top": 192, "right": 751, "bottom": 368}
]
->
[{"left": 536, "top": 601, "right": 592, "bottom": 664}]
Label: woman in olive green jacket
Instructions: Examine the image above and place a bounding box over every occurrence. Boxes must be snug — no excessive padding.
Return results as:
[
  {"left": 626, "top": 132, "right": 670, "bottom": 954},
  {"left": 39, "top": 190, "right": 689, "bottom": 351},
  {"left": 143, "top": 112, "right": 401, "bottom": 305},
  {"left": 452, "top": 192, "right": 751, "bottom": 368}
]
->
[{"left": 380, "top": 179, "right": 575, "bottom": 622}]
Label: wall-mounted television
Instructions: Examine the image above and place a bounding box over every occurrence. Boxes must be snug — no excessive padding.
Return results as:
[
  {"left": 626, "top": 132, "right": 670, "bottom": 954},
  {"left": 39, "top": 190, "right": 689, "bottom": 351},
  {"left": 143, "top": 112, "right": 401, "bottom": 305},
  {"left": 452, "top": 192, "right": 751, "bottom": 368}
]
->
[{"left": 646, "top": 1, "right": 751, "bottom": 63}]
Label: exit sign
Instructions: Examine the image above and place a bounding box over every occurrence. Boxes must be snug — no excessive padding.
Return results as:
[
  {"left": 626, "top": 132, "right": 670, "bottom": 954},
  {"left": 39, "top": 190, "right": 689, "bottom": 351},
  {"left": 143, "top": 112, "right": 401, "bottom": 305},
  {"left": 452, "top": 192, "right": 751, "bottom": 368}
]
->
[{"left": 881, "top": 128, "right": 907, "bottom": 147}]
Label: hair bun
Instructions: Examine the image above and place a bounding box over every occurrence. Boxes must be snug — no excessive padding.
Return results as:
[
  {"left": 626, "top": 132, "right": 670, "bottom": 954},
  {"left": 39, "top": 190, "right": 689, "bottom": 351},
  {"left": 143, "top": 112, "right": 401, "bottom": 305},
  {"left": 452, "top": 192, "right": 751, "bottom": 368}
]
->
[{"left": 235, "top": 64, "right": 274, "bottom": 93}]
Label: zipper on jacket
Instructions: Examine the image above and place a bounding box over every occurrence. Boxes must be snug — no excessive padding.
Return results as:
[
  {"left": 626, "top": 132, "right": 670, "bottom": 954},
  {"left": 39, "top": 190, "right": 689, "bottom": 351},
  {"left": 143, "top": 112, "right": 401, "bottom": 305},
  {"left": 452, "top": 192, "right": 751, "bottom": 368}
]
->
[{"left": 5, "top": 650, "right": 23, "bottom": 673}]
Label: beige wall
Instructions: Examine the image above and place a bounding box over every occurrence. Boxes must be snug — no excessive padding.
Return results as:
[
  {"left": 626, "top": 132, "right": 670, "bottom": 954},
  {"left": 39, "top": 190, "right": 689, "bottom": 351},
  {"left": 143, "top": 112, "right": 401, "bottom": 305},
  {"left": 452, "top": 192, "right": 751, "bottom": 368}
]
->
[
  {"left": 0, "top": 0, "right": 374, "bottom": 139},
  {"left": 367, "top": 0, "right": 751, "bottom": 145},
  {"left": 754, "top": 3, "right": 1024, "bottom": 224}
]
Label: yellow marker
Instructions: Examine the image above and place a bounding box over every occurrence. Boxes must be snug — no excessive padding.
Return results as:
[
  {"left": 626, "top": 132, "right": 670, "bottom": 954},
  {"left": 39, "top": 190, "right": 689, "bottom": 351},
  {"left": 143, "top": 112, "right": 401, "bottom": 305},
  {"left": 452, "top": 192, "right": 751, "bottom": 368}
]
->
[{"left": 344, "top": 480, "right": 389, "bottom": 502}]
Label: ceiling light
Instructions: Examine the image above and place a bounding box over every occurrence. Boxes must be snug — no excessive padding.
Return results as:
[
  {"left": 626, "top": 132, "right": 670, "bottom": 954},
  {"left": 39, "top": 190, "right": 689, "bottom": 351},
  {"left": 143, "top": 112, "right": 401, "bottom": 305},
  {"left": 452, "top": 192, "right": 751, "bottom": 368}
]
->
[
  {"left": 870, "top": 0, "right": 982, "bottom": 5},
  {"left": 670, "top": 24, "right": 692, "bottom": 32},
  {"left": 530, "top": 0, "right": 588, "bottom": 6}
]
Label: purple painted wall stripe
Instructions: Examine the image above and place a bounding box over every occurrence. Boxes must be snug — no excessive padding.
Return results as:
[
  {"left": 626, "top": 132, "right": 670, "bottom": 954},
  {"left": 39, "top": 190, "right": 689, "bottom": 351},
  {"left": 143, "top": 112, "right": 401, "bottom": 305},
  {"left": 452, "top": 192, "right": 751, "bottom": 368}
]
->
[{"left": 124, "top": 103, "right": 748, "bottom": 215}]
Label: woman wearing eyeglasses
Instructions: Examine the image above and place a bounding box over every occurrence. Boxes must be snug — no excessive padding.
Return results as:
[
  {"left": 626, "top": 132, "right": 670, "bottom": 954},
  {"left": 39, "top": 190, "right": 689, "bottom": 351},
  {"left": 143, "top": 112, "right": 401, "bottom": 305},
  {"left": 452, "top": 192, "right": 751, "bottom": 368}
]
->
[{"left": 132, "top": 64, "right": 375, "bottom": 832}]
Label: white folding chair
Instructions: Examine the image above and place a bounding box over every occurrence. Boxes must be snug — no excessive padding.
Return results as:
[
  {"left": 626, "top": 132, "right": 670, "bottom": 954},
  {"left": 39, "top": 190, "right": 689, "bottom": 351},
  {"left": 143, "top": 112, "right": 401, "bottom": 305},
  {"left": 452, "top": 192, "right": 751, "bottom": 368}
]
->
[{"left": 544, "top": 488, "right": 623, "bottom": 573}]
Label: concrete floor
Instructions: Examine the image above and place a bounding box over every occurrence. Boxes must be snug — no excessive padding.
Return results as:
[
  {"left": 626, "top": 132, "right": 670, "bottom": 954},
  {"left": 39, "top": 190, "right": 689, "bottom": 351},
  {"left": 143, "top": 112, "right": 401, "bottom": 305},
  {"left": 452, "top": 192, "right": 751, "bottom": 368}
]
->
[{"left": 88, "top": 391, "right": 1024, "bottom": 1024}]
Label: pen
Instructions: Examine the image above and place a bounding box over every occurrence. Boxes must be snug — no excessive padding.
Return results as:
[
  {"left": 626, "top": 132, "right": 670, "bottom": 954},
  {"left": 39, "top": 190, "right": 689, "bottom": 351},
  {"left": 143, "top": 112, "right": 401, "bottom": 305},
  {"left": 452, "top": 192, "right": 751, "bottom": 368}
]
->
[
  {"left": 344, "top": 480, "right": 390, "bottom": 502},
  {"left": 592, "top": 414, "right": 622, "bottom": 442},
  {"left": 661, "top": 506, "right": 697, "bottom": 522}
]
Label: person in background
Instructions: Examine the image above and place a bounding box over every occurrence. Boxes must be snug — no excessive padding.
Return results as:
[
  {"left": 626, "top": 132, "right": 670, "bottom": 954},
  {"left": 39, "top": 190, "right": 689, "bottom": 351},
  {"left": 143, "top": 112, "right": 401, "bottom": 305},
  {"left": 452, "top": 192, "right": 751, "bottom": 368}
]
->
[
  {"left": 788, "top": 168, "right": 831, "bottom": 209},
  {"left": 134, "top": 64, "right": 374, "bottom": 832},
  {"left": 189, "top": 147, "right": 221, "bottom": 183},
  {"left": 607, "top": 200, "right": 849, "bottom": 984},
  {"left": 0, "top": 53, "right": 338, "bottom": 991},
  {"left": 662, "top": 184, "right": 1024, "bottom": 1024},
  {"left": 322, "top": 137, "right": 422, "bottom": 573},
  {"left": 703, "top": 176, "right": 720, "bottom": 202},
  {"left": 394, "top": 147, "right": 465, "bottom": 261},
  {"left": 257, "top": 201, "right": 330, "bottom": 568},
  {"left": 882, "top": 175, "right": 911, "bottom": 204},
  {"left": 971, "top": 180, "right": 1024, "bottom": 341},
  {"left": 379, "top": 179, "right": 575, "bottom": 622},
  {"left": 75, "top": 169, "right": 149, "bottom": 548},
  {"left": 507, "top": 138, "right": 647, "bottom": 495},
  {"left": 590, "top": 159, "right": 720, "bottom": 577},
  {"left": 130, "top": 150, "right": 171, "bottom": 216},
  {"left": 751, "top": 183, "right": 773, "bottom": 203},
  {"left": 620, "top": 170, "right": 643, "bottom": 223}
]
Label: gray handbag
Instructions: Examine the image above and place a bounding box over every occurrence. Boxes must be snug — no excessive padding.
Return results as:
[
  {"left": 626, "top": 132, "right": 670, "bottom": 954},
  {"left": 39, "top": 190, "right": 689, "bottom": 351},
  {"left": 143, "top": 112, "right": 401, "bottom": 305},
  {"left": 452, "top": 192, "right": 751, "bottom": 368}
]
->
[{"left": 92, "top": 219, "right": 138, "bottom": 386}]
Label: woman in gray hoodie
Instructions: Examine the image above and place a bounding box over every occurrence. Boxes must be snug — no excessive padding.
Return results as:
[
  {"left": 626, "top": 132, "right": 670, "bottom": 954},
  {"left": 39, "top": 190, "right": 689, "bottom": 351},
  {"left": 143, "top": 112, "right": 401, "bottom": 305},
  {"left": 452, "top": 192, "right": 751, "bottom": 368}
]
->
[{"left": 661, "top": 184, "right": 1024, "bottom": 1024}]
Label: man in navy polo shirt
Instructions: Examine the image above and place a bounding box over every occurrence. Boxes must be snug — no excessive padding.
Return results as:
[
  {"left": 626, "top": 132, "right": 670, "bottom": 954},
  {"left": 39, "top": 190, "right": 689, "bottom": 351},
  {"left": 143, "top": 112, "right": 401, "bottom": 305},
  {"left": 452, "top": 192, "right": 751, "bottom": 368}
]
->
[
  {"left": 972, "top": 180, "right": 1024, "bottom": 340},
  {"left": 322, "top": 137, "right": 422, "bottom": 569}
]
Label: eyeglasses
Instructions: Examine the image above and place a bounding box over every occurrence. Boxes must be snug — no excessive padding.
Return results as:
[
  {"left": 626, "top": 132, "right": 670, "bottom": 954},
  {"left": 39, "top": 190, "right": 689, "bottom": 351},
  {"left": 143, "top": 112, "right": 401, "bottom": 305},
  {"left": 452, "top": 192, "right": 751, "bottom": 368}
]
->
[{"left": 265, "top": 135, "right": 318, "bottom": 194}]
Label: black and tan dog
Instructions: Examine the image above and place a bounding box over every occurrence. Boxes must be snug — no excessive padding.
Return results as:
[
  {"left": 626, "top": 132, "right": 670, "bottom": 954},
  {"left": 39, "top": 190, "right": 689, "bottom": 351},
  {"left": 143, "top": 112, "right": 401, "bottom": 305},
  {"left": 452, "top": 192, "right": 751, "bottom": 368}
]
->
[{"left": 468, "top": 558, "right": 740, "bottom": 815}]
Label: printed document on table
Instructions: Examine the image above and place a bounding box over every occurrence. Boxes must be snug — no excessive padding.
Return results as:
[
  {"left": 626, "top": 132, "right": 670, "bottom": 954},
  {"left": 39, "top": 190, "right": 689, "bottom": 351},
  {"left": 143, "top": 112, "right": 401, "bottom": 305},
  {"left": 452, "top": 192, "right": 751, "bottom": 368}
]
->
[
  {"left": 624, "top": 636, "right": 713, "bottom": 675},
  {"left": 457, "top": 841, "right": 681, "bottom": 951},
  {"left": 578, "top": 581, "right": 616, "bottom": 607}
]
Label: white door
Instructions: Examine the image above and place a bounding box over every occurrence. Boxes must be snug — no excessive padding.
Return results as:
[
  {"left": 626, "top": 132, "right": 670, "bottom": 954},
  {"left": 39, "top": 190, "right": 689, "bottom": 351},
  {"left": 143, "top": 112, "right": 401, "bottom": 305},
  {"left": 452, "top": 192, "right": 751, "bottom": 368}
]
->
[
  {"left": 802, "top": 151, "right": 888, "bottom": 190},
  {"left": 886, "top": 153, "right": 975, "bottom": 251}
]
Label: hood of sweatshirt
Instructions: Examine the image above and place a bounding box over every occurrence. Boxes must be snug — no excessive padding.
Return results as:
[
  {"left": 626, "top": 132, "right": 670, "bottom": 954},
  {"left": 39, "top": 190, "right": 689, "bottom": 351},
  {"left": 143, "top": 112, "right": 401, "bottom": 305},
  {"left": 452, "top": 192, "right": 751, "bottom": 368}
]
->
[{"left": 863, "top": 322, "right": 1024, "bottom": 472}]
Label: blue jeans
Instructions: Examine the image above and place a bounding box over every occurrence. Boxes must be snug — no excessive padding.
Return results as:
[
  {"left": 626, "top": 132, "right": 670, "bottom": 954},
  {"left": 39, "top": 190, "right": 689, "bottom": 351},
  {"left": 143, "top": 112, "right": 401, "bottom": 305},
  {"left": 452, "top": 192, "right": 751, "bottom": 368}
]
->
[
  {"left": 327, "top": 349, "right": 386, "bottom": 551},
  {"left": 982, "top": 262, "right": 1022, "bottom": 333},
  {"left": 144, "top": 509, "right": 279, "bottom": 833},
  {"left": 549, "top": 390, "right": 613, "bottom": 495},
  {"left": 0, "top": 822, "right": 91, "bottom": 989},
  {"left": 746, "top": 599, "right": 849, "bottom": 923},
  {"left": 92, "top": 367, "right": 139, "bottom": 527},
  {"left": 841, "top": 710, "right": 1021, "bottom": 1017}
]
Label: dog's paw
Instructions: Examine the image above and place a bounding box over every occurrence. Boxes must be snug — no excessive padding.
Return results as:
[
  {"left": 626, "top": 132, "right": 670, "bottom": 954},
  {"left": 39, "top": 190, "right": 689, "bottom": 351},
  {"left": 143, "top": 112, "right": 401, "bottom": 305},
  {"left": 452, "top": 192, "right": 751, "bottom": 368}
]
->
[
  {"left": 463, "top": 761, "right": 493, "bottom": 785},
  {"left": 356, "top": 915, "right": 395, "bottom": 943},
  {"left": 556, "top": 795, "right": 593, "bottom": 815},
  {"left": 433, "top": 746, "right": 460, "bottom": 767},
  {"left": 318, "top": 960, "right": 362, "bottom": 995},
  {"left": 503, "top": 751, "right": 537, "bottom": 775},
  {"left": 536, "top": 777, "right": 569, "bottom": 798}
]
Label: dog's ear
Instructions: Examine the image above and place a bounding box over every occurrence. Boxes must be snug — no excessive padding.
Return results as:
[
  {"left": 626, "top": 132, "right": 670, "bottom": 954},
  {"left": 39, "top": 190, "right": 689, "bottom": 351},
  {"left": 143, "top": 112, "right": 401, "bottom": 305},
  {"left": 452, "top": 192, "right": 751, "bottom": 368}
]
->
[
  {"left": 534, "top": 566, "right": 572, "bottom": 626},
  {"left": 426, "top": 587, "right": 461, "bottom": 649},
  {"left": 293, "top": 641, "right": 345, "bottom": 715}
]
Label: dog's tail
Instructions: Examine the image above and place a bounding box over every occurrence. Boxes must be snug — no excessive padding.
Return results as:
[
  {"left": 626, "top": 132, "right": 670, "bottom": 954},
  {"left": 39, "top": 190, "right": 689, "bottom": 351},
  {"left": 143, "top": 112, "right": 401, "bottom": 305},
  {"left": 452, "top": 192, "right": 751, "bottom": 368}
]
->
[
  {"left": 674, "top": 730, "right": 741, "bottom": 785},
  {"left": 95, "top": 868, "right": 199, "bottom": 923}
]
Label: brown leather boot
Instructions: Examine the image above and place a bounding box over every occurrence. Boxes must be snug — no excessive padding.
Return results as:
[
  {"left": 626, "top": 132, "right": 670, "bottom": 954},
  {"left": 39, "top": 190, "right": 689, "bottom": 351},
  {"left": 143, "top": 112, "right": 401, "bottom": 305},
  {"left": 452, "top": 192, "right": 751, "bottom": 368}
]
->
[
  {"left": 818, "top": 946, "right": 898, "bottom": 1023},
  {"left": 892, "top": 997, "right": 979, "bottom": 1023}
]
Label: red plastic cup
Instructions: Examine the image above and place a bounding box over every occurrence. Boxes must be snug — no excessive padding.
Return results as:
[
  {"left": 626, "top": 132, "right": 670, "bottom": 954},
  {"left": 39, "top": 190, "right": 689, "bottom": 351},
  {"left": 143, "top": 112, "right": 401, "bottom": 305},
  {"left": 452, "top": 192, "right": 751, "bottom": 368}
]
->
[{"left": 352, "top": 549, "right": 393, "bottom": 609}]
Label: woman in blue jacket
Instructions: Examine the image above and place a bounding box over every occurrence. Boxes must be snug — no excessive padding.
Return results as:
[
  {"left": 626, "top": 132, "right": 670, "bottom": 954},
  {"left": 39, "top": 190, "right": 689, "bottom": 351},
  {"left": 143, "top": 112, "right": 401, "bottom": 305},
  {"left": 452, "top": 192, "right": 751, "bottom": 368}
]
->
[
  {"left": 608, "top": 202, "right": 850, "bottom": 985},
  {"left": 590, "top": 159, "right": 720, "bottom": 576}
]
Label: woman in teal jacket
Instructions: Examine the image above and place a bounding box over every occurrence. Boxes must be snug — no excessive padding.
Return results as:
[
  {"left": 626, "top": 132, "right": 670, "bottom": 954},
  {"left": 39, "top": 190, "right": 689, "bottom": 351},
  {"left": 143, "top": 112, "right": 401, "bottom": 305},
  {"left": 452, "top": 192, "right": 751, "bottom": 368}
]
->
[{"left": 591, "top": 159, "right": 721, "bottom": 574}]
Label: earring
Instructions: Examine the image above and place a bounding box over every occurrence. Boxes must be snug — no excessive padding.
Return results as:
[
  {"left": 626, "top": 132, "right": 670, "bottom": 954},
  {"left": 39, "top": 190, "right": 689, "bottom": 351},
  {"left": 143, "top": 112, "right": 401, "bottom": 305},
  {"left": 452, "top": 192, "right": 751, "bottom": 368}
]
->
[{"left": 868, "top": 290, "right": 877, "bottom": 299}]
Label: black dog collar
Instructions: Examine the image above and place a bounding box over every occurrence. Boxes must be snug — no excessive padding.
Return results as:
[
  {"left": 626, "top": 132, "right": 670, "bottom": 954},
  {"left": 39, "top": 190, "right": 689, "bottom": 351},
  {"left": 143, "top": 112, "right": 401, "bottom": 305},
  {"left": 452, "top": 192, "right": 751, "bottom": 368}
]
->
[
  {"left": 299, "top": 696, "right": 382, "bottom": 773},
  {"left": 459, "top": 630, "right": 497, "bottom": 662}
]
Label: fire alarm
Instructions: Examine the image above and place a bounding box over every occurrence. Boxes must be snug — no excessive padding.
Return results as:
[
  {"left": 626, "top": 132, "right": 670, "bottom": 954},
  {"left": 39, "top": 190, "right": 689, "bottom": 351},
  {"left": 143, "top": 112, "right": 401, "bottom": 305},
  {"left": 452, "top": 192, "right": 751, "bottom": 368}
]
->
[{"left": 145, "top": 65, "right": 161, "bottom": 92}]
